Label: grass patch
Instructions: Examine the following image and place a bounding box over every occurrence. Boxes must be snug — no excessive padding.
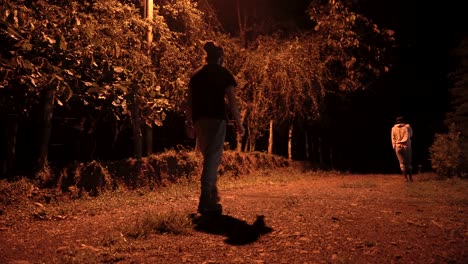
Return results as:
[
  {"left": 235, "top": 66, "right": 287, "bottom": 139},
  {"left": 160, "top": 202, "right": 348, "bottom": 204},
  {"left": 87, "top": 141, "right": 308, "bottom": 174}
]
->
[
  {"left": 405, "top": 178, "right": 468, "bottom": 205},
  {"left": 340, "top": 181, "right": 377, "bottom": 189},
  {"left": 58, "top": 246, "right": 102, "bottom": 264},
  {"left": 123, "top": 210, "right": 194, "bottom": 238},
  {"left": 219, "top": 167, "right": 316, "bottom": 190}
]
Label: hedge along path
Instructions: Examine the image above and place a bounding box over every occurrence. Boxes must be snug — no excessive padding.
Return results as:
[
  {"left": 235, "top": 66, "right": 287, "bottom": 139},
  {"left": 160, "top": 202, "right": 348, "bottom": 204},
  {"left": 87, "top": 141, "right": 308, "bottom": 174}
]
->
[{"left": 53, "top": 150, "right": 291, "bottom": 197}]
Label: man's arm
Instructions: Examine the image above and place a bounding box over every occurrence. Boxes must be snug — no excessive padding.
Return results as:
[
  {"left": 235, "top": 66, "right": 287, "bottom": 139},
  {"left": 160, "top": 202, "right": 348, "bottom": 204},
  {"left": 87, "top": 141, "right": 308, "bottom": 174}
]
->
[
  {"left": 226, "top": 86, "right": 245, "bottom": 136},
  {"left": 408, "top": 125, "right": 413, "bottom": 138}
]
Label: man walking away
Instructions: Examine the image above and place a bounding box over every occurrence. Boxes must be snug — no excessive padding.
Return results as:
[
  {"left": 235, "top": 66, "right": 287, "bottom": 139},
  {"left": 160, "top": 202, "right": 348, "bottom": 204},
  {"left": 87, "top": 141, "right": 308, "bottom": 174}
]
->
[{"left": 391, "top": 116, "right": 413, "bottom": 182}]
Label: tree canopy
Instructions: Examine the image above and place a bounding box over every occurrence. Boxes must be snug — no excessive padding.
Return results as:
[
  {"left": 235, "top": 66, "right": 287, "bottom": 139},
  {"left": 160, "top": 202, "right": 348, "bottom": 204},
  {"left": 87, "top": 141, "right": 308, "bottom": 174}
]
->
[{"left": 1, "top": 0, "right": 400, "bottom": 178}]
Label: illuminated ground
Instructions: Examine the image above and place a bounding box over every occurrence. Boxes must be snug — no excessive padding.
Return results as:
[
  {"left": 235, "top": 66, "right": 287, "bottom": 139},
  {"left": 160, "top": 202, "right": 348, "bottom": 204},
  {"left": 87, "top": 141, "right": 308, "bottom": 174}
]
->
[{"left": 0, "top": 169, "right": 466, "bottom": 263}]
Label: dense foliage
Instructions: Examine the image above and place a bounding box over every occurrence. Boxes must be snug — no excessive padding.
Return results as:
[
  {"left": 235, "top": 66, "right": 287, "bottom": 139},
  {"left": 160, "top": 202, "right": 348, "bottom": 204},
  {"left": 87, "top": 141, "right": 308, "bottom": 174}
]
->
[
  {"left": 1, "top": 0, "right": 399, "bottom": 182},
  {"left": 429, "top": 37, "right": 468, "bottom": 178},
  {"left": 1, "top": 0, "right": 212, "bottom": 178}
]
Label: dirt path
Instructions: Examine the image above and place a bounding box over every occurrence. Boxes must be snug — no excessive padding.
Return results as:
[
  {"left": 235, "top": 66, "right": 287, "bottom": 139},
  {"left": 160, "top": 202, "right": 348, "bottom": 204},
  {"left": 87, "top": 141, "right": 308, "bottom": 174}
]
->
[{"left": 1, "top": 170, "right": 467, "bottom": 264}]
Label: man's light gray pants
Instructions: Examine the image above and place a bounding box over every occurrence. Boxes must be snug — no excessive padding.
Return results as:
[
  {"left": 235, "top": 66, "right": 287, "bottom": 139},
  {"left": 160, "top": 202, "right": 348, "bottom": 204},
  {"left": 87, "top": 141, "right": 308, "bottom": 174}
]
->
[
  {"left": 395, "top": 144, "right": 412, "bottom": 175},
  {"left": 194, "top": 118, "right": 226, "bottom": 211}
]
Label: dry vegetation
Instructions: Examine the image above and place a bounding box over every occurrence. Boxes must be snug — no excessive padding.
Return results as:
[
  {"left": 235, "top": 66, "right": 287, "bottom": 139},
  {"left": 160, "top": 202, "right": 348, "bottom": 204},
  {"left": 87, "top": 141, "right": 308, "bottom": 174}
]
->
[{"left": 0, "top": 151, "right": 467, "bottom": 264}]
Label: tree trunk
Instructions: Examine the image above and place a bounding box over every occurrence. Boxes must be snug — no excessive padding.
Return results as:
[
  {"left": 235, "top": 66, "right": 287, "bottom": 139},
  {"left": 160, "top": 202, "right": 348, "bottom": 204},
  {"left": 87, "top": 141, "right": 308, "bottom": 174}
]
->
[
  {"left": 249, "top": 133, "right": 255, "bottom": 152},
  {"left": 131, "top": 97, "right": 142, "bottom": 159},
  {"left": 144, "top": 124, "right": 153, "bottom": 156},
  {"left": 288, "top": 123, "right": 293, "bottom": 160},
  {"left": 268, "top": 119, "right": 273, "bottom": 154},
  {"left": 311, "top": 139, "right": 315, "bottom": 164},
  {"left": 236, "top": 109, "right": 246, "bottom": 152},
  {"left": 143, "top": 0, "right": 153, "bottom": 157},
  {"left": 36, "top": 89, "right": 55, "bottom": 174},
  {"left": 243, "top": 133, "right": 249, "bottom": 152},
  {"left": 145, "top": 0, "right": 153, "bottom": 21},
  {"left": 4, "top": 114, "right": 18, "bottom": 178},
  {"left": 304, "top": 130, "right": 309, "bottom": 160},
  {"left": 236, "top": 0, "right": 247, "bottom": 48},
  {"left": 243, "top": 137, "right": 249, "bottom": 152},
  {"left": 318, "top": 136, "right": 324, "bottom": 168}
]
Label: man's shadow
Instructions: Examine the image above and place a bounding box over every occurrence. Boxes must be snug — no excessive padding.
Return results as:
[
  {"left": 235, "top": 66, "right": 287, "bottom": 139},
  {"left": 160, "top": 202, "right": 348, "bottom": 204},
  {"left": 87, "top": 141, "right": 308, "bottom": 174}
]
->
[{"left": 190, "top": 214, "right": 273, "bottom": 245}]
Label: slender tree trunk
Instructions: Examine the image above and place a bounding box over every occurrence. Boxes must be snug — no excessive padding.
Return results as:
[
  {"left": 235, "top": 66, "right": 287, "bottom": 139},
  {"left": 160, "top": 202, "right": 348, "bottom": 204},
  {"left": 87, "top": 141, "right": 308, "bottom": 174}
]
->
[
  {"left": 311, "top": 139, "right": 315, "bottom": 164},
  {"left": 268, "top": 119, "right": 273, "bottom": 154},
  {"left": 288, "top": 123, "right": 293, "bottom": 160},
  {"left": 249, "top": 132, "right": 255, "bottom": 152},
  {"left": 235, "top": 0, "right": 252, "bottom": 48},
  {"left": 145, "top": 0, "right": 153, "bottom": 20},
  {"left": 310, "top": 138, "right": 317, "bottom": 164},
  {"left": 318, "top": 136, "right": 323, "bottom": 168},
  {"left": 111, "top": 121, "right": 122, "bottom": 152},
  {"left": 143, "top": 0, "right": 153, "bottom": 157},
  {"left": 236, "top": 132, "right": 242, "bottom": 152},
  {"left": 245, "top": 137, "right": 250, "bottom": 152},
  {"left": 236, "top": 0, "right": 247, "bottom": 47},
  {"left": 131, "top": 86, "right": 142, "bottom": 159},
  {"left": 304, "top": 130, "right": 309, "bottom": 160},
  {"left": 144, "top": 125, "right": 153, "bottom": 156},
  {"left": 5, "top": 114, "right": 18, "bottom": 178},
  {"left": 236, "top": 109, "right": 246, "bottom": 152},
  {"left": 330, "top": 145, "right": 334, "bottom": 170},
  {"left": 245, "top": 136, "right": 250, "bottom": 152},
  {"left": 37, "top": 89, "right": 55, "bottom": 174}
]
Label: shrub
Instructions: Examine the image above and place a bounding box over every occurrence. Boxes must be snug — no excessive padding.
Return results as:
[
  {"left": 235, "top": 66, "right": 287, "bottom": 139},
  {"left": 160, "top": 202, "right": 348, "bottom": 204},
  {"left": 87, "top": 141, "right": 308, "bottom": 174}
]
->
[
  {"left": 429, "top": 124, "right": 467, "bottom": 178},
  {"left": 0, "top": 178, "right": 35, "bottom": 206}
]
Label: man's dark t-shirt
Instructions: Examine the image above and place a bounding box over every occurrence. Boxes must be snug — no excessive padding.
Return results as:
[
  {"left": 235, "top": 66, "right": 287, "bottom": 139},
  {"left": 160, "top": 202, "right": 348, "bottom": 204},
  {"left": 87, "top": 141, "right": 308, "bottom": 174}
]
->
[{"left": 189, "top": 64, "right": 237, "bottom": 121}]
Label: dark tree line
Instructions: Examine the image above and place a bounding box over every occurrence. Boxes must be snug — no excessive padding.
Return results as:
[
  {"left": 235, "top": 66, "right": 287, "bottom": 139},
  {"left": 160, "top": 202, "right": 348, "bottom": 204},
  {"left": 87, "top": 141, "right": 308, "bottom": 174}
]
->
[{"left": 1, "top": 0, "right": 465, "bottom": 181}]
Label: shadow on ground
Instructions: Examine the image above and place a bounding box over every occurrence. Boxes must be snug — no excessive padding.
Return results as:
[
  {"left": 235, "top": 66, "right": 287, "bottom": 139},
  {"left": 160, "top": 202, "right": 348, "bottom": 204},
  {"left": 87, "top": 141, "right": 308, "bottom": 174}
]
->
[{"left": 190, "top": 214, "right": 273, "bottom": 245}]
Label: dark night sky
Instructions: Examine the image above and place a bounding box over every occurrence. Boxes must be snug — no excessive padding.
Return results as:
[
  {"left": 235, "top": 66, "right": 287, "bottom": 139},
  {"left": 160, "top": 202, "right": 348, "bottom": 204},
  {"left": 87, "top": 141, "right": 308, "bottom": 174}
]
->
[
  {"left": 348, "top": 1, "right": 464, "bottom": 173},
  {"left": 349, "top": 0, "right": 466, "bottom": 172},
  {"left": 208, "top": 0, "right": 466, "bottom": 172}
]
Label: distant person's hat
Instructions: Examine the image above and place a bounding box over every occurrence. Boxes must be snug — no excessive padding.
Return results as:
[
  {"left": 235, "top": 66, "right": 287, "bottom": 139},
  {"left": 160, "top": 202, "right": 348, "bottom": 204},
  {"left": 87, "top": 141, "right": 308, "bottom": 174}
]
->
[{"left": 396, "top": 116, "right": 405, "bottom": 124}]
